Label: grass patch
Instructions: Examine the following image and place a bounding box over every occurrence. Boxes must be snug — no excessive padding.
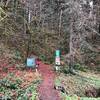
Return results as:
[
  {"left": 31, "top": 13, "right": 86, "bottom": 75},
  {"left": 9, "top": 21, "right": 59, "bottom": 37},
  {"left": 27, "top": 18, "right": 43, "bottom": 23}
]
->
[
  {"left": 65, "top": 96, "right": 100, "bottom": 100},
  {"left": 55, "top": 71, "right": 100, "bottom": 99},
  {"left": 0, "top": 73, "right": 41, "bottom": 100},
  {"left": 55, "top": 78, "right": 61, "bottom": 86}
]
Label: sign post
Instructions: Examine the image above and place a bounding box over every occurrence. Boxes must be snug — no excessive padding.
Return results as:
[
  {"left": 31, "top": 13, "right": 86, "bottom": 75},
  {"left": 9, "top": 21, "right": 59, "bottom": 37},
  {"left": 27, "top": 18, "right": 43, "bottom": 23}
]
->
[
  {"left": 26, "top": 57, "right": 36, "bottom": 68},
  {"left": 55, "top": 50, "right": 61, "bottom": 71}
]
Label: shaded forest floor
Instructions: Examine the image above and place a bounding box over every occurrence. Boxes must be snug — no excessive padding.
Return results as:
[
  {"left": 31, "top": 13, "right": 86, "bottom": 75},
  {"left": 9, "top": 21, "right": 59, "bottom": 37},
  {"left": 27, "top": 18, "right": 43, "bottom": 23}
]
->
[
  {"left": 0, "top": 43, "right": 41, "bottom": 99},
  {"left": 0, "top": 43, "right": 100, "bottom": 100},
  {"left": 55, "top": 71, "right": 100, "bottom": 99},
  {"left": 0, "top": 43, "right": 61, "bottom": 100}
]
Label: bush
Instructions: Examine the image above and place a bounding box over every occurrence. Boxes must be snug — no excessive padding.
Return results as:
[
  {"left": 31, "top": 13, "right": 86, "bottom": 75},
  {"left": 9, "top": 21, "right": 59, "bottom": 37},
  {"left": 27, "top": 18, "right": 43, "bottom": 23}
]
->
[
  {"left": 39, "top": 54, "right": 47, "bottom": 62},
  {"left": 74, "top": 63, "right": 87, "bottom": 72},
  {"left": 60, "top": 65, "right": 69, "bottom": 74}
]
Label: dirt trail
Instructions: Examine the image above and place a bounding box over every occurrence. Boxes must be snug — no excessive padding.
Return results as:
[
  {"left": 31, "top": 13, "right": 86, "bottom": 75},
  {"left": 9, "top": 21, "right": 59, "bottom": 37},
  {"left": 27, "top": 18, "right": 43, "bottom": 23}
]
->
[{"left": 38, "top": 62, "right": 61, "bottom": 100}]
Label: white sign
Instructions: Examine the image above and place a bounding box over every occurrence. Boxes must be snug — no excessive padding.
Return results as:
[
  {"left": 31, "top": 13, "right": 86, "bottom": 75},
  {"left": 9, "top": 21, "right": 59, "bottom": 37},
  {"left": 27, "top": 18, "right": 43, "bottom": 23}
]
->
[{"left": 55, "top": 57, "right": 60, "bottom": 65}]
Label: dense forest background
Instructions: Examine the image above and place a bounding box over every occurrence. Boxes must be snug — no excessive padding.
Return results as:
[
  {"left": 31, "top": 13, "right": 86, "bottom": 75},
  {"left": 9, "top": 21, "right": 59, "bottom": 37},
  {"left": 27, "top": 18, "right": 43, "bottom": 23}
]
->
[{"left": 0, "top": 0, "right": 100, "bottom": 69}]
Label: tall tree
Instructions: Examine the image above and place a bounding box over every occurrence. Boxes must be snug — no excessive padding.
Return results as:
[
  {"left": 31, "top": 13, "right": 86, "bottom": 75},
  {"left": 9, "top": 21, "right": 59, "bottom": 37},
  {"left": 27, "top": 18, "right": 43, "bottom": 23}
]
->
[{"left": 66, "top": 0, "right": 100, "bottom": 73}]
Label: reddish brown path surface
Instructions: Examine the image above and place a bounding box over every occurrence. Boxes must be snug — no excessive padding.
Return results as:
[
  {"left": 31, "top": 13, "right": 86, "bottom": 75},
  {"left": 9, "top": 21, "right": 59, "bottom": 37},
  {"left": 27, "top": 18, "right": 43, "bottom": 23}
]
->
[{"left": 38, "top": 61, "right": 61, "bottom": 100}]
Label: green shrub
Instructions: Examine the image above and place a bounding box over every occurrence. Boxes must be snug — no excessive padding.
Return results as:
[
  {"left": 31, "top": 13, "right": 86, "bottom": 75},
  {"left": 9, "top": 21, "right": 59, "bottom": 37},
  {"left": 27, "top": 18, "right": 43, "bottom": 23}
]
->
[
  {"left": 74, "top": 63, "right": 87, "bottom": 72},
  {"left": 61, "top": 66, "right": 69, "bottom": 74},
  {"left": 39, "top": 54, "right": 47, "bottom": 62}
]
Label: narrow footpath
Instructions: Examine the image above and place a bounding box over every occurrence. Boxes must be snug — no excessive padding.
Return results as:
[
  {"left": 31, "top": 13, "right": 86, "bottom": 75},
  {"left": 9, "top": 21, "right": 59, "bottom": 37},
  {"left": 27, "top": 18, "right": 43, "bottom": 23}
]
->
[{"left": 38, "top": 61, "right": 61, "bottom": 100}]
